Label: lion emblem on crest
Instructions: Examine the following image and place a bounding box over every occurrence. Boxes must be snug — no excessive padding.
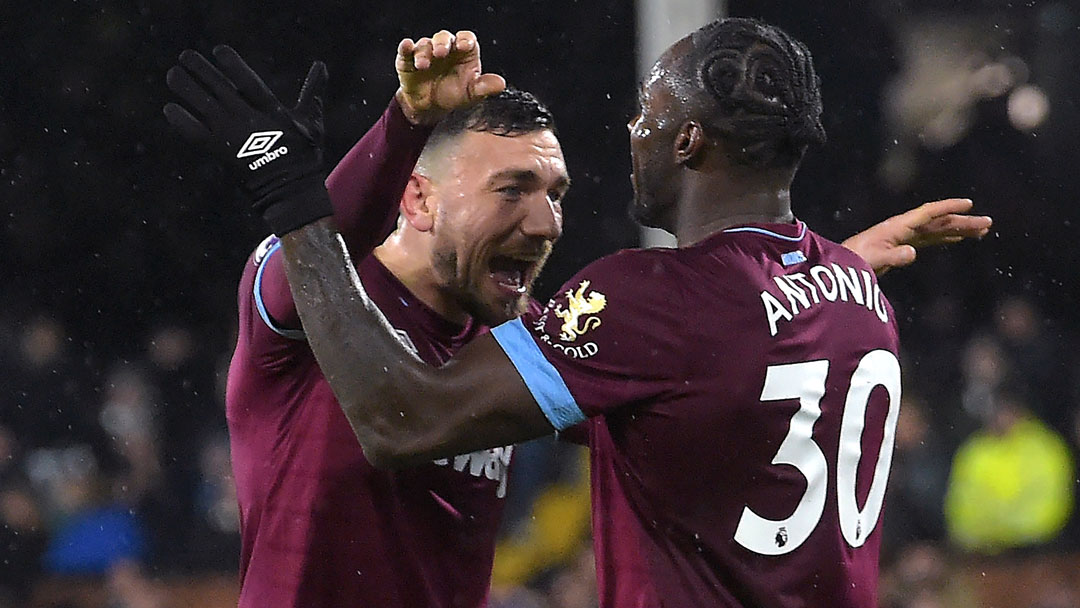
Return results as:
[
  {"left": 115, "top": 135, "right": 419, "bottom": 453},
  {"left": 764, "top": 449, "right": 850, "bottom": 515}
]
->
[{"left": 554, "top": 280, "right": 606, "bottom": 342}]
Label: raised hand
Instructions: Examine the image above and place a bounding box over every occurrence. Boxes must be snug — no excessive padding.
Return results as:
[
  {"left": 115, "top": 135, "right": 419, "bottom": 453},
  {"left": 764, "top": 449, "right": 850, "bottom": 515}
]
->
[
  {"left": 164, "top": 45, "right": 333, "bottom": 235},
  {"left": 842, "top": 198, "right": 993, "bottom": 275},
  {"left": 395, "top": 30, "right": 506, "bottom": 125}
]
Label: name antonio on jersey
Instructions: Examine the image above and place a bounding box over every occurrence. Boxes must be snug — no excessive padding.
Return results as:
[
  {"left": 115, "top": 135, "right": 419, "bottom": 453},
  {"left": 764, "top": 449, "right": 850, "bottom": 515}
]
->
[{"left": 760, "top": 263, "right": 889, "bottom": 337}]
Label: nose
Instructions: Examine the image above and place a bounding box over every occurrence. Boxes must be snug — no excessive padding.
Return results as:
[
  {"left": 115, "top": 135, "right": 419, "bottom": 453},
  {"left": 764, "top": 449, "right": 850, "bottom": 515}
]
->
[{"left": 520, "top": 193, "right": 562, "bottom": 241}]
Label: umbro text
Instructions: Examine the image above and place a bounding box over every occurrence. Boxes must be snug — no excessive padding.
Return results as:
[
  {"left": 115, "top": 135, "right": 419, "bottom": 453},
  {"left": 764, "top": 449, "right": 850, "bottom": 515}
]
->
[{"left": 248, "top": 146, "right": 289, "bottom": 170}]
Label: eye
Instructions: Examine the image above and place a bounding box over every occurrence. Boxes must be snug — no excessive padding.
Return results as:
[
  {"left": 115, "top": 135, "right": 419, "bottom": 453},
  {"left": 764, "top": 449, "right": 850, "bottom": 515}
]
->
[
  {"left": 498, "top": 185, "right": 524, "bottom": 201},
  {"left": 547, "top": 189, "right": 566, "bottom": 204}
]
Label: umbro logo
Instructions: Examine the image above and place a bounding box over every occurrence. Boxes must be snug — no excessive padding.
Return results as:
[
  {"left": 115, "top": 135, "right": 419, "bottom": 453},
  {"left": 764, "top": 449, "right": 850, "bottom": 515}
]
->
[{"left": 236, "top": 131, "right": 284, "bottom": 158}]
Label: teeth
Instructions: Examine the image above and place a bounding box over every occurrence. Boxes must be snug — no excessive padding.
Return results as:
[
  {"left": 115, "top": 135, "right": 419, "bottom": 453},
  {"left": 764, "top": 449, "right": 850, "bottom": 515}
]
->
[{"left": 492, "top": 269, "right": 525, "bottom": 293}]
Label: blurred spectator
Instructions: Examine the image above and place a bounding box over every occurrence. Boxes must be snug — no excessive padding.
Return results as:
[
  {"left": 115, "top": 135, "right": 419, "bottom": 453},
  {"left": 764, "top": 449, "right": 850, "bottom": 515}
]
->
[
  {"left": 6, "top": 314, "right": 92, "bottom": 446},
  {"left": 546, "top": 548, "right": 598, "bottom": 608},
  {"left": 879, "top": 542, "right": 975, "bottom": 608},
  {"left": 0, "top": 425, "right": 19, "bottom": 482},
  {"left": 104, "top": 560, "right": 168, "bottom": 608},
  {"left": 902, "top": 294, "right": 967, "bottom": 413},
  {"left": 1031, "top": 584, "right": 1080, "bottom": 608},
  {"left": 959, "top": 333, "right": 1010, "bottom": 426},
  {"left": 25, "top": 443, "right": 99, "bottom": 522},
  {"left": 944, "top": 382, "right": 1074, "bottom": 554},
  {"left": 142, "top": 323, "right": 221, "bottom": 571},
  {"left": 98, "top": 364, "right": 162, "bottom": 504},
  {"left": 994, "top": 295, "right": 1070, "bottom": 433},
  {"left": 43, "top": 499, "right": 147, "bottom": 576},
  {"left": 881, "top": 390, "right": 950, "bottom": 558},
  {"left": 0, "top": 480, "right": 48, "bottom": 602},
  {"left": 181, "top": 432, "right": 239, "bottom": 572}
]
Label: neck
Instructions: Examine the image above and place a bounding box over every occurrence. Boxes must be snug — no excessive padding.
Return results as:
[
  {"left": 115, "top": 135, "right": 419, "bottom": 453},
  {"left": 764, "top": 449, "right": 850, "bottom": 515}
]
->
[
  {"left": 673, "top": 169, "right": 795, "bottom": 246},
  {"left": 373, "top": 232, "right": 470, "bottom": 325}
]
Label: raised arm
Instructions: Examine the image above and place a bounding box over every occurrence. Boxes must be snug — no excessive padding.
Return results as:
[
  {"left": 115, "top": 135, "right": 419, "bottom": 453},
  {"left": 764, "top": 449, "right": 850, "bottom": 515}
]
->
[
  {"left": 164, "top": 33, "right": 507, "bottom": 334},
  {"left": 325, "top": 98, "right": 432, "bottom": 256}
]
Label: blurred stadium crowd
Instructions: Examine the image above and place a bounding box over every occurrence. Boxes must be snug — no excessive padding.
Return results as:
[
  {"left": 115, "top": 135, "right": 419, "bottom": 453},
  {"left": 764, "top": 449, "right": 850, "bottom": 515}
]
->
[{"left": 2, "top": 1, "right": 1079, "bottom": 607}]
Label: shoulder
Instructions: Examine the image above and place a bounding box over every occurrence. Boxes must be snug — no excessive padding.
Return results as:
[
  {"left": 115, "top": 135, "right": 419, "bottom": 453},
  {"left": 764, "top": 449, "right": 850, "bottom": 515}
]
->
[
  {"left": 251, "top": 235, "right": 307, "bottom": 341},
  {"left": 524, "top": 247, "right": 688, "bottom": 352},
  {"left": 562, "top": 247, "right": 686, "bottom": 295}
]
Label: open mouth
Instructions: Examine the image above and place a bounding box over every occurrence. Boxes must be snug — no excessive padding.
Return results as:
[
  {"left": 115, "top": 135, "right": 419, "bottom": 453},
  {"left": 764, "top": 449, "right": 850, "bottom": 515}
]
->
[{"left": 489, "top": 254, "right": 538, "bottom": 295}]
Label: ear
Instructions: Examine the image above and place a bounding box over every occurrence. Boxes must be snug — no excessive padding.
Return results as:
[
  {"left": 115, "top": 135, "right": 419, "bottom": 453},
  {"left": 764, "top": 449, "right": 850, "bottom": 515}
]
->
[
  {"left": 399, "top": 173, "right": 436, "bottom": 232},
  {"left": 674, "top": 121, "right": 707, "bottom": 167}
]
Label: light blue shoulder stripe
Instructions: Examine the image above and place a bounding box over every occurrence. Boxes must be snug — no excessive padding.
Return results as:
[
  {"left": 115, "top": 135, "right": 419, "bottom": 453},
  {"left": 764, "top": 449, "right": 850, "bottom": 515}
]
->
[
  {"left": 253, "top": 241, "right": 307, "bottom": 341},
  {"left": 490, "top": 318, "right": 586, "bottom": 431}
]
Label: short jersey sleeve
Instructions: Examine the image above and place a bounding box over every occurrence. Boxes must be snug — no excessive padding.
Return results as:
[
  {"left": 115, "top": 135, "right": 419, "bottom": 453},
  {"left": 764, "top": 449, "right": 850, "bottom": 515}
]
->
[{"left": 491, "top": 250, "right": 688, "bottom": 430}]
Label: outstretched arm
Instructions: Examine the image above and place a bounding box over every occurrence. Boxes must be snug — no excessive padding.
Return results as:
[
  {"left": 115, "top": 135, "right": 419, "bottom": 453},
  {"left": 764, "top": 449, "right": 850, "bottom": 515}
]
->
[{"left": 842, "top": 198, "right": 992, "bottom": 275}]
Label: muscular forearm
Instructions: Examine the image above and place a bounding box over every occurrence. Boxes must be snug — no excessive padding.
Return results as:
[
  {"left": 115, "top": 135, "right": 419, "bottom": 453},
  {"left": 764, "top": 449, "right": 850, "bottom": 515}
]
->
[
  {"left": 280, "top": 218, "right": 552, "bottom": 467},
  {"left": 279, "top": 219, "right": 448, "bottom": 465}
]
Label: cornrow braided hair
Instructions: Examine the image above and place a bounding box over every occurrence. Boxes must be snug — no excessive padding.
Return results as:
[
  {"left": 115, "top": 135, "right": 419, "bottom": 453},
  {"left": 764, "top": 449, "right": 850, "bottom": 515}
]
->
[{"left": 691, "top": 18, "right": 826, "bottom": 168}]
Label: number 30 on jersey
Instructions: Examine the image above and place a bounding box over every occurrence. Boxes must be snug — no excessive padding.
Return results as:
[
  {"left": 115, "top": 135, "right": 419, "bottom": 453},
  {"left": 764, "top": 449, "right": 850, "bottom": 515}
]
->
[{"left": 734, "top": 350, "right": 901, "bottom": 556}]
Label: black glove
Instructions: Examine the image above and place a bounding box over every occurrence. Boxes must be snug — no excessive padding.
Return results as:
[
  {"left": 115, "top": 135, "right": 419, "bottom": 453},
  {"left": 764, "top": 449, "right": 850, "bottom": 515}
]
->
[{"left": 164, "top": 45, "right": 333, "bottom": 235}]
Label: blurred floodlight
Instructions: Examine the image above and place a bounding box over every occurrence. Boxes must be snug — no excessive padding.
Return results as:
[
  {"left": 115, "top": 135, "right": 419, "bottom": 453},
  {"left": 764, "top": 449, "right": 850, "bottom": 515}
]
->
[{"left": 1007, "top": 85, "right": 1050, "bottom": 131}]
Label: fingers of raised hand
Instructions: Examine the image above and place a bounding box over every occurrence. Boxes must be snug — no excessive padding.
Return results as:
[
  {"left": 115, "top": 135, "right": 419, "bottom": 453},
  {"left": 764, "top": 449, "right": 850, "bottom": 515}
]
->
[
  {"left": 396, "top": 38, "right": 417, "bottom": 72},
  {"left": 212, "top": 45, "right": 280, "bottom": 111},
  {"left": 431, "top": 30, "right": 454, "bottom": 59},
  {"left": 177, "top": 49, "right": 250, "bottom": 115},
  {"left": 166, "top": 64, "right": 229, "bottom": 125},
  {"left": 454, "top": 30, "right": 478, "bottom": 54},
  {"left": 295, "top": 61, "right": 329, "bottom": 118},
  {"left": 412, "top": 37, "right": 435, "bottom": 70}
]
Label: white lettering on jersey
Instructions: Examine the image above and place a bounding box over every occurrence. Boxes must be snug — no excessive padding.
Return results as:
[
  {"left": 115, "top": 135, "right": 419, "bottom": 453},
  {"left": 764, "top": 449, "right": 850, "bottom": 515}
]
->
[
  {"left": 760, "top": 264, "right": 889, "bottom": 336},
  {"left": 433, "top": 445, "right": 514, "bottom": 498}
]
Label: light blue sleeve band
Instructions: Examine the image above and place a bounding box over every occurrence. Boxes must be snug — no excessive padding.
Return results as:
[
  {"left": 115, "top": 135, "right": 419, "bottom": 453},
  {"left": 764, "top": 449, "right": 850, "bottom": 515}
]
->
[
  {"left": 490, "top": 318, "right": 586, "bottom": 430},
  {"left": 253, "top": 242, "right": 307, "bottom": 341}
]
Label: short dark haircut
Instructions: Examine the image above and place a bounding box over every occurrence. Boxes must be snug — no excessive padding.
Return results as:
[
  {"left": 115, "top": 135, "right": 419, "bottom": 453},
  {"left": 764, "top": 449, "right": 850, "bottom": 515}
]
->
[
  {"left": 686, "top": 17, "right": 826, "bottom": 169},
  {"left": 428, "top": 87, "right": 556, "bottom": 146}
]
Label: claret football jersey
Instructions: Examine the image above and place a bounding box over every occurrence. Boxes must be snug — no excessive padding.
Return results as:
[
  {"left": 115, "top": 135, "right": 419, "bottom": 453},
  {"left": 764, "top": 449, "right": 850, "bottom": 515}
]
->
[
  {"left": 493, "top": 220, "right": 901, "bottom": 607},
  {"left": 228, "top": 240, "right": 514, "bottom": 607},
  {"left": 225, "top": 98, "right": 516, "bottom": 608}
]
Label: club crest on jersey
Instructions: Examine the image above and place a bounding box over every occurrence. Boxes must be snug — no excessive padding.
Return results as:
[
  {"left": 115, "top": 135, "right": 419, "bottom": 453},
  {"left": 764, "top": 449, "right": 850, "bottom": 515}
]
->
[{"left": 554, "top": 280, "right": 606, "bottom": 342}]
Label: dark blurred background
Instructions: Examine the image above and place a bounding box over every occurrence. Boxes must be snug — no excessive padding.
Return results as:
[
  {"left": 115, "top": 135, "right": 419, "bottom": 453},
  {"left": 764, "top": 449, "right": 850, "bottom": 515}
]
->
[{"left": 1, "top": 1, "right": 1078, "bottom": 607}]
